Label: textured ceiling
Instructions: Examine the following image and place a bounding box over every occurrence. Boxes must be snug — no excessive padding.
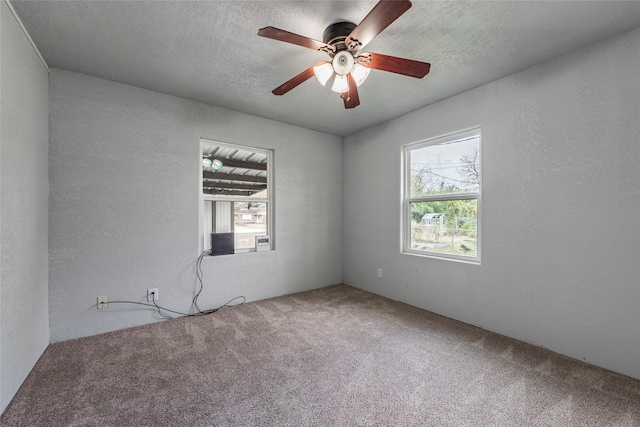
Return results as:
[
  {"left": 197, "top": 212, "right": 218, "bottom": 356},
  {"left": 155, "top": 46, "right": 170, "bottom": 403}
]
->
[{"left": 10, "top": 0, "right": 640, "bottom": 137}]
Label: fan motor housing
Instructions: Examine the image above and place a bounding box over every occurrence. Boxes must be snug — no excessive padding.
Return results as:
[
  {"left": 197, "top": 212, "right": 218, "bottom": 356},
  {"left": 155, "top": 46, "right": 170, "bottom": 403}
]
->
[{"left": 323, "top": 21, "right": 356, "bottom": 52}]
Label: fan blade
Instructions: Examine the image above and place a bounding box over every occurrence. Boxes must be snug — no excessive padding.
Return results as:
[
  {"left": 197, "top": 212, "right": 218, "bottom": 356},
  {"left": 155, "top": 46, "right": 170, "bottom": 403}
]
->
[
  {"left": 258, "top": 26, "right": 333, "bottom": 52},
  {"left": 345, "top": 0, "right": 412, "bottom": 51},
  {"left": 342, "top": 74, "right": 360, "bottom": 109},
  {"left": 272, "top": 66, "right": 317, "bottom": 96},
  {"left": 358, "top": 52, "right": 430, "bottom": 78}
]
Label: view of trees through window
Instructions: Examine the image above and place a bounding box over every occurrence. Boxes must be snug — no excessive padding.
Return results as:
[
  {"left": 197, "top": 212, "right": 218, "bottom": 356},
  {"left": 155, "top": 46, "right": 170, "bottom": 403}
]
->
[{"left": 406, "top": 131, "right": 480, "bottom": 259}]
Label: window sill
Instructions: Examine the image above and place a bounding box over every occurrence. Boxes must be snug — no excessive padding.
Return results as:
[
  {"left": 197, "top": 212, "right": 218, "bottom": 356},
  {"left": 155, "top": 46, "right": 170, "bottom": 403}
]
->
[{"left": 402, "top": 248, "right": 481, "bottom": 265}]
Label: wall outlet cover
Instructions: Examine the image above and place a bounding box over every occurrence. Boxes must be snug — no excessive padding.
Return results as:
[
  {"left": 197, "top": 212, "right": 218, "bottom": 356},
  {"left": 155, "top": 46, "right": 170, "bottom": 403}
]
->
[{"left": 97, "top": 296, "right": 108, "bottom": 309}]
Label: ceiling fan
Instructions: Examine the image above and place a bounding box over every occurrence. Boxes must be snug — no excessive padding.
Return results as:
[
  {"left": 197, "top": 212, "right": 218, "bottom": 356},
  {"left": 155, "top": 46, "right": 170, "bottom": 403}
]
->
[{"left": 258, "top": 0, "right": 431, "bottom": 109}]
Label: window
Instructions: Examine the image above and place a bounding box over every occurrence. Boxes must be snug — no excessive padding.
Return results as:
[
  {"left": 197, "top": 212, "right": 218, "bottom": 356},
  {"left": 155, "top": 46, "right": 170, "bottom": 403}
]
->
[
  {"left": 403, "top": 129, "right": 480, "bottom": 262},
  {"left": 201, "top": 139, "right": 273, "bottom": 254}
]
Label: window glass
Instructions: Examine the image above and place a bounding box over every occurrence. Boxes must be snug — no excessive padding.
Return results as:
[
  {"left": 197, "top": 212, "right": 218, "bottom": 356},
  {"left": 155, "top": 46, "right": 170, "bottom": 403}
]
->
[
  {"left": 201, "top": 140, "right": 272, "bottom": 254},
  {"left": 409, "top": 200, "right": 477, "bottom": 256},
  {"left": 404, "top": 130, "right": 480, "bottom": 262},
  {"left": 410, "top": 137, "right": 479, "bottom": 197}
]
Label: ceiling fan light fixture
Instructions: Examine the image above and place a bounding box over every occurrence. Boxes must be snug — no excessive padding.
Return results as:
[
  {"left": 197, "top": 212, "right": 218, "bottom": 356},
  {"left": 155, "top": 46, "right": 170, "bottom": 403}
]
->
[
  {"left": 331, "top": 74, "right": 349, "bottom": 93},
  {"left": 313, "top": 62, "right": 334, "bottom": 86},
  {"left": 258, "top": 0, "right": 431, "bottom": 109},
  {"left": 351, "top": 63, "right": 370, "bottom": 87},
  {"left": 332, "top": 51, "right": 355, "bottom": 76}
]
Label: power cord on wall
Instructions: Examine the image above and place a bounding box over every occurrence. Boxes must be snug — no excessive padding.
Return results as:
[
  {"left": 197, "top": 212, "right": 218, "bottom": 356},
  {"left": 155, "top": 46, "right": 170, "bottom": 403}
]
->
[
  {"left": 101, "top": 249, "right": 246, "bottom": 319},
  {"left": 192, "top": 248, "right": 208, "bottom": 314}
]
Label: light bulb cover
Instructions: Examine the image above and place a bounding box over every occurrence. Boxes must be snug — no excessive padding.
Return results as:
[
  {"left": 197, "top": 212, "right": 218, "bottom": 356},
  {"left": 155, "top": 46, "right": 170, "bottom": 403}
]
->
[
  {"left": 331, "top": 74, "right": 349, "bottom": 93},
  {"left": 332, "top": 51, "right": 355, "bottom": 76},
  {"left": 351, "top": 63, "right": 371, "bottom": 87},
  {"left": 202, "top": 158, "right": 213, "bottom": 168},
  {"left": 212, "top": 159, "right": 223, "bottom": 171},
  {"left": 313, "top": 62, "right": 334, "bottom": 86}
]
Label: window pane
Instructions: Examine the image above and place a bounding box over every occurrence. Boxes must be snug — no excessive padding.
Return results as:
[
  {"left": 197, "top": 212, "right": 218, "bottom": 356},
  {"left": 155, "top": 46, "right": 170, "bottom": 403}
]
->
[
  {"left": 202, "top": 144, "right": 268, "bottom": 198},
  {"left": 410, "top": 135, "right": 479, "bottom": 197},
  {"left": 202, "top": 140, "right": 273, "bottom": 253},
  {"left": 409, "top": 200, "right": 477, "bottom": 256},
  {"left": 234, "top": 202, "right": 267, "bottom": 250},
  {"left": 207, "top": 201, "right": 268, "bottom": 251}
]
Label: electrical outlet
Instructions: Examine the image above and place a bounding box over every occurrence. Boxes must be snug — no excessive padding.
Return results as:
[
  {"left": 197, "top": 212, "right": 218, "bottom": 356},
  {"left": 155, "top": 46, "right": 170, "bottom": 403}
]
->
[
  {"left": 377, "top": 268, "right": 383, "bottom": 278},
  {"left": 147, "top": 288, "right": 159, "bottom": 302},
  {"left": 97, "top": 295, "right": 108, "bottom": 309}
]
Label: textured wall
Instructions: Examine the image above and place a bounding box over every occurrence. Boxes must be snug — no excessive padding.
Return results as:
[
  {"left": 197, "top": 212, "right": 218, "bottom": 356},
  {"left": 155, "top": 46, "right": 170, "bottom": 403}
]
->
[
  {"left": 0, "top": 1, "right": 50, "bottom": 413},
  {"left": 343, "top": 28, "right": 640, "bottom": 380},
  {"left": 48, "top": 69, "right": 343, "bottom": 342}
]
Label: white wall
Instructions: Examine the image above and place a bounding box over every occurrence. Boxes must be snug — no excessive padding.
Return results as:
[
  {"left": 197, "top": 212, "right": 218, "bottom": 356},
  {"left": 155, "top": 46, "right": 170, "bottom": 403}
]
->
[
  {"left": 0, "top": 0, "right": 50, "bottom": 413},
  {"left": 343, "top": 27, "right": 640, "bottom": 380},
  {"left": 49, "top": 68, "right": 343, "bottom": 342}
]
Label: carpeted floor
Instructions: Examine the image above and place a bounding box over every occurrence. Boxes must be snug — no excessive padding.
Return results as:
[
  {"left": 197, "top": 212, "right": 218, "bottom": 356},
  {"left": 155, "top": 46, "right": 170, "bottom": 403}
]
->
[{"left": 2, "top": 284, "right": 640, "bottom": 426}]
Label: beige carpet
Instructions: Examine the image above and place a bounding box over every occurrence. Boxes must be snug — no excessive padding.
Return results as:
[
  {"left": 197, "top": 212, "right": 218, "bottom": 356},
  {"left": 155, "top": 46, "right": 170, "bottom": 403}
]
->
[{"left": 2, "top": 284, "right": 640, "bottom": 426}]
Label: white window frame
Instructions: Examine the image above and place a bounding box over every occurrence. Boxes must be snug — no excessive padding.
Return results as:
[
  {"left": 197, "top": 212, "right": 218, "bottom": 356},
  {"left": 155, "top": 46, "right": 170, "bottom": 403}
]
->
[
  {"left": 200, "top": 138, "right": 274, "bottom": 254},
  {"left": 402, "top": 128, "right": 481, "bottom": 263}
]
